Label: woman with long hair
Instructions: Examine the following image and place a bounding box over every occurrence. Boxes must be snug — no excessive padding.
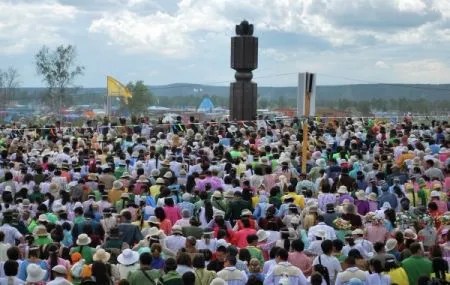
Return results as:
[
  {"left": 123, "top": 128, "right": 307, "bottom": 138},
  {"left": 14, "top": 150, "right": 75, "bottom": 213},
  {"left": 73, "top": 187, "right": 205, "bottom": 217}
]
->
[
  {"left": 154, "top": 207, "right": 172, "bottom": 235},
  {"left": 91, "top": 261, "right": 113, "bottom": 285},
  {"left": 46, "top": 243, "right": 70, "bottom": 281}
]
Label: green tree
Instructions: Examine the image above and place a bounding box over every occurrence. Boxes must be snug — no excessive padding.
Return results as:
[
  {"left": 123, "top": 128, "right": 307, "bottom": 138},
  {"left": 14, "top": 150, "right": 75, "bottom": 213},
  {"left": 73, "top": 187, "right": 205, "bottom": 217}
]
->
[
  {"left": 35, "top": 45, "right": 84, "bottom": 110},
  {"left": 124, "top": 80, "right": 154, "bottom": 115}
]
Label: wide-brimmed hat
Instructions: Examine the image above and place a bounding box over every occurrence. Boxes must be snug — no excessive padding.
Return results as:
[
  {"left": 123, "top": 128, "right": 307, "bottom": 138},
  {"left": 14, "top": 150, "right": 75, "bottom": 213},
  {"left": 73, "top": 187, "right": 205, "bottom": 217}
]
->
[
  {"left": 121, "top": 172, "right": 131, "bottom": 179},
  {"left": 148, "top": 216, "right": 160, "bottom": 225},
  {"left": 87, "top": 173, "right": 98, "bottom": 181},
  {"left": 212, "top": 191, "right": 222, "bottom": 198},
  {"left": 138, "top": 175, "right": 149, "bottom": 183},
  {"left": 38, "top": 214, "right": 48, "bottom": 223},
  {"left": 112, "top": 180, "right": 123, "bottom": 190},
  {"left": 26, "top": 264, "right": 46, "bottom": 282},
  {"left": 151, "top": 169, "right": 160, "bottom": 177},
  {"left": 52, "top": 265, "right": 68, "bottom": 275},
  {"left": 163, "top": 172, "right": 173, "bottom": 179},
  {"left": 352, "top": 228, "right": 364, "bottom": 235},
  {"left": 156, "top": 178, "right": 165, "bottom": 184},
  {"left": 117, "top": 249, "right": 139, "bottom": 265},
  {"left": 34, "top": 226, "right": 49, "bottom": 237},
  {"left": 257, "top": 229, "right": 269, "bottom": 242},
  {"left": 355, "top": 190, "right": 366, "bottom": 200},
  {"left": 338, "top": 186, "right": 348, "bottom": 194},
  {"left": 385, "top": 238, "right": 398, "bottom": 252},
  {"left": 93, "top": 248, "right": 111, "bottom": 263},
  {"left": 224, "top": 191, "right": 234, "bottom": 199},
  {"left": 241, "top": 209, "right": 252, "bottom": 216},
  {"left": 76, "top": 233, "right": 92, "bottom": 246},
  {"left": 404, "top": 229, "right": 418, "bottom": 240},
  {"left": 368, "top": 193, "right": 377, "bottom": 202},
  {"left": 172, "top": 225, "right": 183, "bottom": 235},
  {"left": 145, "top": 227, "right": 161, "bottom": 239}
]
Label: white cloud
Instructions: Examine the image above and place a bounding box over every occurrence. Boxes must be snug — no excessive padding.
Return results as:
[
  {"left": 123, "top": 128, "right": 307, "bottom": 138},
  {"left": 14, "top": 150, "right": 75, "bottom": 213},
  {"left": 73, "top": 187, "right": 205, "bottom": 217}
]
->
[
  {"left": 0, "top": 1, "right": 78, "bottom": 54},
  {"left": 375, "top": 61, "right": 390, "bottom": 69},
  {"left": 393, "top": 59, "right": 450, "bottom": 83}
]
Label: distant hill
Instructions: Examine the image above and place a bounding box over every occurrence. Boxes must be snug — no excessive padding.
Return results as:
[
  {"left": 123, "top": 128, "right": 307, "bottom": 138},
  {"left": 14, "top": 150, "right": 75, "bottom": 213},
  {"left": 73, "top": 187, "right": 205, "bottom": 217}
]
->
[
  {"left": 18, "top": 83, "right": 450, "bottom": 101},
  {"left": 146, "top": 83, "right": 450, "bottom": 101}
]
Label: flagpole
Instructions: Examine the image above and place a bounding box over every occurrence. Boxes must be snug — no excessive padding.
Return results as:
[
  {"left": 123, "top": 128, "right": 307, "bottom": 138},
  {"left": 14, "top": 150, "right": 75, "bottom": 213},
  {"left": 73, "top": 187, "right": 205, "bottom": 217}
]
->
[{"left": 105, "top": 76, "right": 108, "bottom": 116}]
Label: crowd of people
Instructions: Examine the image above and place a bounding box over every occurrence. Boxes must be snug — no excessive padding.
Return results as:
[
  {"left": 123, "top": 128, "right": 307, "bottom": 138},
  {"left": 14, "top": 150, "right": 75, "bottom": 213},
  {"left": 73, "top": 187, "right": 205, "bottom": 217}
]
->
[{"left": 0, "top": 115, "right": 447, "bottom": 285}]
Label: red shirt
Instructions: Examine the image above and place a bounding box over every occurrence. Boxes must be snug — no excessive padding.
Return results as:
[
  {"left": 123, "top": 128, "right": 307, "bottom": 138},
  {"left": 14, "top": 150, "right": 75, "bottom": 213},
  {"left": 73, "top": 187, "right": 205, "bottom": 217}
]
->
[{"left": 231, "top": 228, "right": 256, "bottom": 248}]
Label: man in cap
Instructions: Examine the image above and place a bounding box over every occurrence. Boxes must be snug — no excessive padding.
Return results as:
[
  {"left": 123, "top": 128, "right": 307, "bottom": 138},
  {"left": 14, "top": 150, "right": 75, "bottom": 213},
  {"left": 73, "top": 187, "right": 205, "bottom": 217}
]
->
[{"left": 47, "top": 265, "right": 71, "bottom": 285}]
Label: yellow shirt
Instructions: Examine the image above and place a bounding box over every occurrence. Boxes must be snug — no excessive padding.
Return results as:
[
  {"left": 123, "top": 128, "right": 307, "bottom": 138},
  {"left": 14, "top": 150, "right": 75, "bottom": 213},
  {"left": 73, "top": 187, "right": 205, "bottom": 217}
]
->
[
  {"left": 282, "top": 193, "right": 305, "bottom": 209},
  {"left": 150, "top": 185, "right": 161, "bottom": 198},
  {"left": 387, "top": 267, "right": 409, "bottom": 285},
  {"left": 251, "top": 196, "right": 259, "bottom": 208},
  {"left": 108, "top": 189, "right": 123, "bottom": 204}
]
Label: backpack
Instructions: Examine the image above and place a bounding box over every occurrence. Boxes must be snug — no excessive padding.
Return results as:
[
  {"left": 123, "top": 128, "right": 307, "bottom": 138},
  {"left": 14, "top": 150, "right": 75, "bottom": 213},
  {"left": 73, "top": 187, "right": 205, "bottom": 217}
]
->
[{"left": 315, "top": 255, "right": 330, "bottom": 285}]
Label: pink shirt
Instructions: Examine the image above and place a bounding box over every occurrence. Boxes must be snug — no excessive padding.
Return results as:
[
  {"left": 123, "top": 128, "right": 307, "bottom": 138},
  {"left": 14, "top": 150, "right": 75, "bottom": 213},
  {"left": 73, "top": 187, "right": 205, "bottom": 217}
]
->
[
  {"left": 365, "top": 224, "right": 388, "bottom": 244},
  {"left": 288, "top": 251, "right": 313, "bottom": 276},
  {"left": 163, "top": 206, "right": 181, "bottom": 225}
]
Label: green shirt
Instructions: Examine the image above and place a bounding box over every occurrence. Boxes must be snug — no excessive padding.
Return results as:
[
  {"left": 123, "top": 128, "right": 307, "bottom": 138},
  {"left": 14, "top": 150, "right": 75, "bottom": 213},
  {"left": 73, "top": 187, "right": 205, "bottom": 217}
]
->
[
  {"left": 401, "top": 255, "right": 432, "bottom": 285},
  {"left": 127, "top": 268, "right": 162, "bottom": 285},
  {"left": 33, "top": 236, "right": 53, "bottom": 246},
  {"left": 162, "top": 271, "right": 182, "bottom": 285},
  {"left": 247, "top": 246, "right": 264, "bottom": 266},
  {"left": 70, "top": 246, "right": 95, "bottom": 265}
]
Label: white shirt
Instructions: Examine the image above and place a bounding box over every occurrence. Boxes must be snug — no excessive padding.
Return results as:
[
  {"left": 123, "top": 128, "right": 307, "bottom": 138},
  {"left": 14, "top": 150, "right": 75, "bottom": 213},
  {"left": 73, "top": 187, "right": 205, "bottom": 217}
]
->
[
  {"left": 355, "top": 238, "right": 374, "bottom": 256},
  {"left": 0, "top": 243, "right": 11, "bottom": 262},
  {"left": 367, "top": 273, "right": 391, "bottom": 285},
  {"left": 307, "top": 223, "right": 337, "bottom": 241},
  {"left": 306, "top": 240, "right": 323, "bottom": 256},
  {"left": 217, "top": 267, "right": 248, "bottom": 285},
  {"left": 197, "top": 238, "right": 217, "bottom": 252},
  {"left": 312, "top": 254, "right": 342, "bottom": 281},
  {"left": 174, "top": 218, "right": 191, "bottom": 228},
  {"left": 47, "top": 277, "right": 73, "bottom": 285},
  {"left": 0, "top": 224, "right": 22, "bottom": 245},
  {"left": 165, "top": 235, "right": 186, "bottom": 253},
  {"left": 0, "top": 277, "right": 24, "bottom": 285},
  {"left": 263, "top": 259, "right": 277, "bottom": 275},
  {"left": 335, "top": 267, "right": 370, "bottom": 285}
]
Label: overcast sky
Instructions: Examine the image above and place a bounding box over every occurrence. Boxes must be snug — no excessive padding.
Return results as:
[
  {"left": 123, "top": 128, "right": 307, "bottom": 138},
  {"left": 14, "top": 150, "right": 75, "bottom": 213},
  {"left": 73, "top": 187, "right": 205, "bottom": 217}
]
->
[{"left": 1, "top": 0, "right": 450, "bottom": 87}]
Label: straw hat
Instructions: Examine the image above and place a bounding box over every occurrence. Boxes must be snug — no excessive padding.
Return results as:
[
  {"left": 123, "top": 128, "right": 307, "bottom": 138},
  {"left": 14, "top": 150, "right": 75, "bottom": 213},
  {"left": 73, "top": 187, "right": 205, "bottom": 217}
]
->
[
  {"left": 212, "top": 191, "right": 222, "bottom": 198},
  {"left": 26, "top": 264, "right": 46, "bottom": 282},
  {"left": 87, "top": 173, "right": 98, "bottom": 181},
  {"left": 163, "top": 172, "right": 173, "bottom": 179},
  {"left": 385, "top": 239, "right": 398, "bottom": 252},
  {"left": 368, "top": 193, "right": 377, "bottom": 202},
  {"left": 241, "top": 209, "right": 252, "bottom": 216},
  {"left": 93, "top": 248, "right": 111, "bottom": 263},
  {"left": 161, "top": 160, "right": 171, "bottom": 167},
  {"left": 121, "top": 172, "right": 131, "bottom": 179},
  {"left": 76, "top": 233, "right": 92, "bottom": 246},
  {"left": 352, "top": 228, "right": 364, "bottom": 235},
  {"left": 257, "top": 230, "right": 269, "bottom": 242},
  {"left": 145, "top": 227, "right": 162, "bottom": 239},
  {"left": 138, "top": 175, "right": 149, "bottom": 183},
  {"left": 224, "top": 190, "right": 235, "bottom": 199},
  {"left": 172, "top": 225, "right": 183, "bottom": 235},
  {"left": 156, "top": 178, "right": 165, "bottom": 184},
  {"left": 34, "top": 226, "right": 49, "bottom": 237},
  {"left": 338, "top": 186, "right": 348, "bottom": 194},
  {"left": 404, "top": 229, "right": 418, "bottom": 240},
  {"left": 355, "top": 190, "right": 366, "bottom": 200},
  {"left": 117, "top": 249, "right": 139, "bottom": 265}
]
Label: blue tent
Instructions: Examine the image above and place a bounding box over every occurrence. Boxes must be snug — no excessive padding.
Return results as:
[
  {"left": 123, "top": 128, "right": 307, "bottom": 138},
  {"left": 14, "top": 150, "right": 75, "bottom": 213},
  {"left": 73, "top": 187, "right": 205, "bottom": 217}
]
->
[{"left": 197, "top": 97, "right": 215, "bottom": 113}]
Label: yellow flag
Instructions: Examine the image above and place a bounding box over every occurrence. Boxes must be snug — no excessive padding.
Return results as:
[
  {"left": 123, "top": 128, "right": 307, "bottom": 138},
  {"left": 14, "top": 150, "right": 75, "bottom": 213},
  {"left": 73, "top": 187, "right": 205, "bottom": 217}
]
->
[{"left": 107, "top": 76, "right": 132, "bottom": 104}]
